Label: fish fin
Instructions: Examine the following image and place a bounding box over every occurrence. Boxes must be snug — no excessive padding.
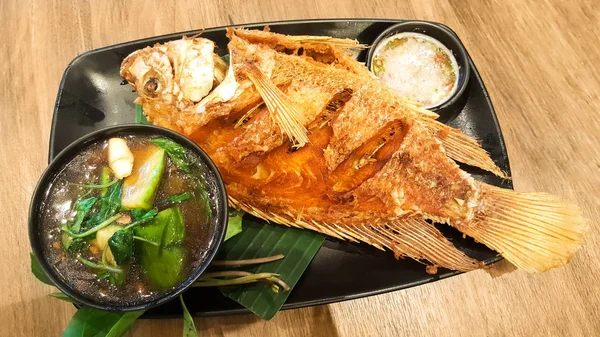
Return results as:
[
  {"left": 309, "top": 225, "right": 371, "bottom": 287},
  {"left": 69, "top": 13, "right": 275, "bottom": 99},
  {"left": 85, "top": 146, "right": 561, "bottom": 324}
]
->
[
  {"left": 230, "top": 28, "right": 367, "bottom": 50},
  {"left": 285, "top": 35, "right": 368, "bottom": 50},
  {"left": 308, "top": 219, "right": 480, "bottom": 272},
  {"left": 421, "top": 118, "right": 507, "bottom": 178},
  {"left": 399, "top": 99, "right": 440, "bottom": 119},
  {"left": 373, "top": 218, "right": 481, "bottom": 272},
  {"left": 324, "top": 219, "right": 480, "bottom": 272},
  {"left": 455, "top": 184, "right": 587, "bottom": 273},
  {"left": 230, "top": 195, "right": 480, "bottom": 272},
  {"left": 241, "top": 63, "right": 310, "bottom": 147},
  {"left": 234, "top": 101, "right": 264, "bottom": 128}
]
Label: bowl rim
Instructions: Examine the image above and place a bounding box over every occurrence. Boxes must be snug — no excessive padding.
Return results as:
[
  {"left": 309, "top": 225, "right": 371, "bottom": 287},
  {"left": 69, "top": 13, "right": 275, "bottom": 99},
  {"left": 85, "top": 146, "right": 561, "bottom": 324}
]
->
[
  {"left": 365, "top": 20, "right": 471, "bottom": 112},
  {"left": 29, "top": 123, "right": 229, "bottom": 312}
]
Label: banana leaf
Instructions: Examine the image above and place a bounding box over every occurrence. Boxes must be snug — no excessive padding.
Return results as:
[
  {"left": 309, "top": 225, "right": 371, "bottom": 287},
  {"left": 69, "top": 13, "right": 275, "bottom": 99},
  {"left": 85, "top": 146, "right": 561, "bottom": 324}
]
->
[
  {"left": 218, "top": 216, "right": 325, "bottom": 320},
  {"left": 135, "top": 104, "right": 150, "bottom": 124}
]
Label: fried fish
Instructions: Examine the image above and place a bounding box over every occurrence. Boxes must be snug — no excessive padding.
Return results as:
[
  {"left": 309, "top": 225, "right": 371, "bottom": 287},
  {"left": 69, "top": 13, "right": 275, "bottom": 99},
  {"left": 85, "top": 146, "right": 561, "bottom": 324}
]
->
[{"left": 120, "top": 28, "right": 587, "bottom": 273}]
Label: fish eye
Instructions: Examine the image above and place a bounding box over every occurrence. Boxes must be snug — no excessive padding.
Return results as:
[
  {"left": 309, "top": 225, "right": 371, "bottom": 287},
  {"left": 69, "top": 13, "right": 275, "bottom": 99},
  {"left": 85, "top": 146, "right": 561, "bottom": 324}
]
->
[{"left": 143, "top": 78, "right": 160, "bottom": 97}]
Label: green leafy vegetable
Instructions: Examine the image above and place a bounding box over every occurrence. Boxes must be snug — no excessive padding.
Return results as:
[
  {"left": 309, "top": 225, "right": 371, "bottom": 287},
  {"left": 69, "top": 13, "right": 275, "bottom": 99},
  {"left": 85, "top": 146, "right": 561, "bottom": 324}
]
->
[
  {"left": 192, "top": 178, "right": 211, "bottom": 223},
  {"left": 62, "top": 195, "right": 94, "bottom": 249},
  {"left": 225, "top": 209, "right": 243, "bottom": 241},
  {"left": 218, "top": 217, "right": 325, "bottom": 320},
  {"left": 30, "top": 252, "right": 53, "bottom": 285},
  {"left": 166, "top": 192, "right": 191, "bottom": 204},
  {"left": 62, "top": 306, "right": 144, "bottom": 337},
  {"left": 97, "top": 270, "right": 126, "bottom": 287},
  {"left": 87, "top": 181, "right": 123, "bottom": 226},
  {"left": 150, "top": 138, "right": 194, "bottom": 174},
  {"left": 122, "top": 209, "right": 158, "bottom": 230},
  {"left": 61, "top": 233, "right": 85, "bottom": 253},
  {"left": 48, "top": 292, "right": 73, "bottom": 303},
  {"left": 155, "top": 192, "right": 192, "bottom": 210},
  {"left": 130, "top": 209, "right": 146, "bottom": 221},
  {"left": 135, "top": 103, "right": 150, "bottom": 125},
  {"left": 180, "top": 296, "right": 198, "bottom": 337},
  {"left": 69, "top": 197, "right": 98, "bottom": 233},
  {"left": 150, "top": 137, "right": 212, "bottom": 222},
  {"left": 108, "top": 230, "right": 134, "bottom": 265},
  {"left": 77, "top": 256, "right": 122, "bottom": 273},
  {"left": 63, "top": 214, "right": 122, "bottom": 238}
]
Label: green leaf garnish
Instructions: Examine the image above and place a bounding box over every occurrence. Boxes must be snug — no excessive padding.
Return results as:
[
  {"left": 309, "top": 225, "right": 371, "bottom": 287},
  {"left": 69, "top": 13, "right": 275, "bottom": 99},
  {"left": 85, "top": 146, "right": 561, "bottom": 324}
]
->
[
  {"left": 180, "top": 296, "right": 198, "bottom": 337},
  {"left": 62, "top": 306, "right": 144, "bottom": 337},
  {"left": 224, "top": 209, "right": 243, "bottom": 241},
  {"left": 30, "top": 252, "right": 53, "bottom": 285},
  {"left": 48, "top": 292, "right": 73, "bottom": 303},
  {"left": 105, "top": 310, "right": 145, "bottom": 337},
  {"left": 135, "top": 104, "right": 151, "bottom": 125}
]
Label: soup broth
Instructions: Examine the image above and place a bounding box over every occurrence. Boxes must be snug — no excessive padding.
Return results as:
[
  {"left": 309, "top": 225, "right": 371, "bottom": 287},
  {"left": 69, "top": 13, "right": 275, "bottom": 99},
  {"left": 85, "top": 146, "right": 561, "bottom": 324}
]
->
[{"left": 39, "top": 134, "right": 219, "bottom": 306}]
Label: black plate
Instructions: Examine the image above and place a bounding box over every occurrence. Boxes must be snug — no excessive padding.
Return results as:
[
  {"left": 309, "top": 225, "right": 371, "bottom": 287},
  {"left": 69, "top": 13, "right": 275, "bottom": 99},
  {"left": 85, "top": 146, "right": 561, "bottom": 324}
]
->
[{"left": 49, "top": 19, "right": 512, "bottom": 318}]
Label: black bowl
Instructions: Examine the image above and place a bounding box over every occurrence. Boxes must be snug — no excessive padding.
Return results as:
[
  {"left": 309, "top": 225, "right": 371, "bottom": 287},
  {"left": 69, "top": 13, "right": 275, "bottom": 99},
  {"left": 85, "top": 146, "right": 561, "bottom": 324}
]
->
[
  {"left": 29, "top": 124, "right": 228, "bottom": 312},
  {"left": 366, "top": 21, "right": 471, "bottom": 117}
]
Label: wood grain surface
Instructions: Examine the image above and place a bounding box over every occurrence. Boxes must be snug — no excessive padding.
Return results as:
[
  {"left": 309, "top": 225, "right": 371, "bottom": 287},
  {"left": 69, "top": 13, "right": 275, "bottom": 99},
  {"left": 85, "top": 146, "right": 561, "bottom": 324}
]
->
[{"left": 1, "top": 0, "right": 599, "bottom": 336}]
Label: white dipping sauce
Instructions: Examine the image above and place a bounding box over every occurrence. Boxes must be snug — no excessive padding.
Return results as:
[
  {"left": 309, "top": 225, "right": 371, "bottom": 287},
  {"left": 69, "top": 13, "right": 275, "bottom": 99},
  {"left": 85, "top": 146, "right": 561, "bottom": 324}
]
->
[{"left": 371, "top": 32, "right": 459, "bottom": 107}]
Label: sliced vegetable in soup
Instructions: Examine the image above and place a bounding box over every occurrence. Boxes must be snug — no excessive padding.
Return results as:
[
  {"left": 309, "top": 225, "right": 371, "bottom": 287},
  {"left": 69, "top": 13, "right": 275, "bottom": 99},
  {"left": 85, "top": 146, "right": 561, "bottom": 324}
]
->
[{"left": 39, "top": 135, "right": 219, "bottom": 305}]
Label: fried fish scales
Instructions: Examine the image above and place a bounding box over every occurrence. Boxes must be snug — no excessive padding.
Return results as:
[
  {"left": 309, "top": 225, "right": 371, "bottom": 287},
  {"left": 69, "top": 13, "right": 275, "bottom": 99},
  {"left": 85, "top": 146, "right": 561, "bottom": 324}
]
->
[{"left": 120, "top": 28, "right": 587, "bottom": 273}]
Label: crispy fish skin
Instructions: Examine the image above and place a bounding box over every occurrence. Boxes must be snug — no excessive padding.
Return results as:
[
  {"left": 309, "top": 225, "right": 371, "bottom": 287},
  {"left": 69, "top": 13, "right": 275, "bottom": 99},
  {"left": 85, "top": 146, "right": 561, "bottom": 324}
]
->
[{"left": 120, "top": 29, "right": 586, "bottom": 273}]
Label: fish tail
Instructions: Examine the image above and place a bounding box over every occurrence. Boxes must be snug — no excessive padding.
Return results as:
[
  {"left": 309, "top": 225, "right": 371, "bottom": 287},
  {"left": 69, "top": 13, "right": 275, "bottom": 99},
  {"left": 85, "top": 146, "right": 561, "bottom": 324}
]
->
[
  {"left": 420, "top": 118, "right": 507, "bottom": 178},
  {"left": 456, "top": 184, "right": 587, "bottom": 273}
]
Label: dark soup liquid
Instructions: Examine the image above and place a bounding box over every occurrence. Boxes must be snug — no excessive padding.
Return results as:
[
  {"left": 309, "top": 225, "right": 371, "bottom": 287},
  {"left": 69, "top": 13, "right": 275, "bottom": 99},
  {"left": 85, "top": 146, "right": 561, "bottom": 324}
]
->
[{"left": 39, "top": 135, "right": 219, "bottom": 306}]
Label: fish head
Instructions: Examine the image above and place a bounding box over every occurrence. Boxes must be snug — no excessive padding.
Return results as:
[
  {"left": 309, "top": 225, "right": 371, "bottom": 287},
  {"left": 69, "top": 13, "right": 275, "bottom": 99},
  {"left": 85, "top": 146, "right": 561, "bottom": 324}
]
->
[{"left": 120, "top": 37, "right": 217, "bottom": 106}]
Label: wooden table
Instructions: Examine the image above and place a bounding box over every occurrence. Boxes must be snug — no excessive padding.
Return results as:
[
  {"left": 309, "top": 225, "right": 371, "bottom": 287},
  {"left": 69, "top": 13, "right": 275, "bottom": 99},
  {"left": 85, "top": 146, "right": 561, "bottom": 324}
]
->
[{"left": 2, "top": 1, "right": 599, "bottom": 336}]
